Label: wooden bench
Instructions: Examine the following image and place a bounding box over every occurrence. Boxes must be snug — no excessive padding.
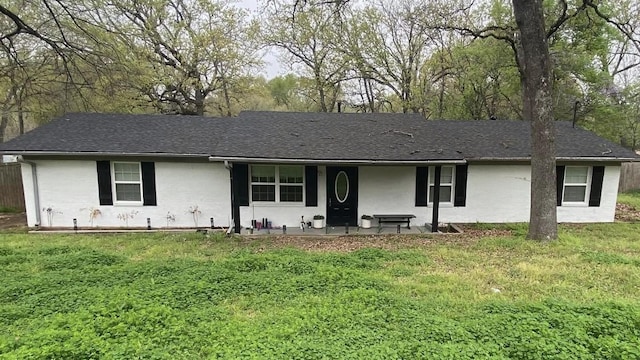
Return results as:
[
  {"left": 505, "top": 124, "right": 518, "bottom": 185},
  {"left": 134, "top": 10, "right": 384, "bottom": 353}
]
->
[{"left": 373, "top": 214, "right": 416, "bottom": 232}]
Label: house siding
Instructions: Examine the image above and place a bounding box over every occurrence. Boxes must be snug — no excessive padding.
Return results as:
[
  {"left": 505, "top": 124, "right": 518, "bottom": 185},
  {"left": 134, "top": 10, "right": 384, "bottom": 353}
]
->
[
  {"left": 239, "top": 166, "right": 327, "bottom": 229},
  {"left": 21, "top": 160, "right": 231, "bottom": 228},
  {"left": 20, "top": 161, "right": 621, "bottom": 229},
  {"left": 358, "top": 164, "right": 620, "bottom": 225}
]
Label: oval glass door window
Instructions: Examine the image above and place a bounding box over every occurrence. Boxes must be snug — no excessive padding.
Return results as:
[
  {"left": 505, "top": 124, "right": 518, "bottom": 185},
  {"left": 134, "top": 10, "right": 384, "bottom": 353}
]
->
[{"left": 335, "top": 171, "right": 349, "bottom": 203}]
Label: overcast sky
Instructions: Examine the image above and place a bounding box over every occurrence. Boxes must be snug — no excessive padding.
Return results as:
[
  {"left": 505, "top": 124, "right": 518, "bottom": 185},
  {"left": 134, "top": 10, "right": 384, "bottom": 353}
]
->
[{"left": 237, "top": 0, "right": 285, "bottom": 78}]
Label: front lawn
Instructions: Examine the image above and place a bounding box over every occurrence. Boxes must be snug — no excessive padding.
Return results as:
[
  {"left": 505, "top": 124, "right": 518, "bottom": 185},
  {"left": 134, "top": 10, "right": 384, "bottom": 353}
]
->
[{"left": 1, "top": 225, "right": 640, "bottom": 359}]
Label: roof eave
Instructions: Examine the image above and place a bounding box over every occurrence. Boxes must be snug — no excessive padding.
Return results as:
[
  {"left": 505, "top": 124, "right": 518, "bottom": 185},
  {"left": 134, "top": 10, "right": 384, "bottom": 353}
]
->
[
  {"left": 470, "top": 156, "right": 638, "bottom": 162},
  {"left": 0, "top": 151, "right": 210, "bottom": 158},
  {"left": 207, "top": 156, "right": 466, "bottom": 165}
]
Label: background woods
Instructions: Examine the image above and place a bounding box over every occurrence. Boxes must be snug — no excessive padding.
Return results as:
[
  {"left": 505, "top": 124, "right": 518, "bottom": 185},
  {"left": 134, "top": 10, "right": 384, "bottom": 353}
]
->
[
  {"left": 0, "top": 0, "right": 639, "bottom": 239},
  {"left": 0, "top": 0, "right": 637, "bottom": 145}
]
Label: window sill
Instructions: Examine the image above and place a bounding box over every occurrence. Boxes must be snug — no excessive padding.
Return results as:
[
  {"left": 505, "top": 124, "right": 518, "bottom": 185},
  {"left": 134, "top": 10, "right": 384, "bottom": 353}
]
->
[
  {"left": 113, "top": 202, "right": 144, "bottom": 207},
  {"left": 560, "top": 202, "right": 588, "bottom": 207}
]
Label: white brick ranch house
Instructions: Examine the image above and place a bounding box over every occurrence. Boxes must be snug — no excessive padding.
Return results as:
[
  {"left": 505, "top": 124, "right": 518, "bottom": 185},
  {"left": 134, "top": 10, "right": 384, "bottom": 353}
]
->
[{"left": 0, "top": 111, "right": 636, "bottom": 232}]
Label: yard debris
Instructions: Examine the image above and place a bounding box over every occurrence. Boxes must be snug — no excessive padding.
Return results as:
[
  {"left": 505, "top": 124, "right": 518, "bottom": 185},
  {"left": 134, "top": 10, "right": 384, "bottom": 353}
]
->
[
  {"left": 615, "top": 203, "right": 640, "bottom": 222},
  {"left": 231, "top": 227, "right": 511, "bottom": 253}
]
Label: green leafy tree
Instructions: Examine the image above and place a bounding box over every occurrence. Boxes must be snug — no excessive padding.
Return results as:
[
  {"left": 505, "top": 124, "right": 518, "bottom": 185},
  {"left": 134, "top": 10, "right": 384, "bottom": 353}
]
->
[{"left": 262, "top": 0, "right": 348, "bottom": 112}]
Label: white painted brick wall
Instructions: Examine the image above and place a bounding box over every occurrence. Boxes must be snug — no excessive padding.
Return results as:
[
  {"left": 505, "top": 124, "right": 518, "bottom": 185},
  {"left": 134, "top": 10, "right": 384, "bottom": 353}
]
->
[
  {"left": 21, "top": 161, "right": 621, "bottom": 229},
  {"left": 22, "top": 160, "right": 231, "bottom": 228}
]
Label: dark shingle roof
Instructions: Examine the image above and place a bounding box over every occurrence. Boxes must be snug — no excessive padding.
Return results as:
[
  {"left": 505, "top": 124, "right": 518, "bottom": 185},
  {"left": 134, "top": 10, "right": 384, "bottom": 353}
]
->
[
  {"left": 0, "top": 113, "right": 228, "bottom": 156},
  {"left": 0, "top": 111, "right": 636, "bottom": 162}
]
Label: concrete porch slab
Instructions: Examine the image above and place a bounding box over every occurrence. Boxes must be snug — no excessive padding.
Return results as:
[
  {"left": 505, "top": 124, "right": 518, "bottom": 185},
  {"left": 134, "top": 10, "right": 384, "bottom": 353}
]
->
[{"left": 241, "top": 225, "right": 429, "bottom": 236}]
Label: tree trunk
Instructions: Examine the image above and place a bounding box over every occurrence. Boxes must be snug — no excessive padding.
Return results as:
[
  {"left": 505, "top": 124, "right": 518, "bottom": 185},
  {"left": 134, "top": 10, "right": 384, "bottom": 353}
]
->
[
  {"left": 221, "top": 80, "right": 232, "bottom": 117},
  {"left": 17, "top": 95, "right": 24, "bottom": 135},
  {"left": 195, "top": 89, "right": 205, "bottom": 116},
  {"left": 0, "top": 112, "right": 9, "bottom": 143},
  {"left": 513, "top": 0, "right": 557, "bottom": 240}
]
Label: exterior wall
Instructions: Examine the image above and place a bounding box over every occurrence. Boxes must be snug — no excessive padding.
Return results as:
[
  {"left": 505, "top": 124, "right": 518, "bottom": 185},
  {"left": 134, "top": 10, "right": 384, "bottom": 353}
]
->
[
  {"left": 358, "top": 165, "right": 533, "bottom": 225},
  {"left": 20, "top": 160, "right": 621, "bottom": 229},
  {"left": 557, "top": 164, "right": 620, "bottom": 223},
  {"left": 441, "top": 164, "right": 532, "bottom": 223},
  {"left": 359, "top": 164, "right": 620, "bottom": 225},
  {"left": 21, "top": 160, "right": 231, "bottom": 228},
  {"left": 359, "top": 166, "right": 418, "bottom": 222},
  {"left": 239, "top": 166, "right": 327, "bottom": 229}
]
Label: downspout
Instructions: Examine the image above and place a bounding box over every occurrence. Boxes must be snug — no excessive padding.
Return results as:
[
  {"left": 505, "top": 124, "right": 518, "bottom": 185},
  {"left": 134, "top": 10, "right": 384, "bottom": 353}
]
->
[
  {"left": 16, "top": 155, "right": 41, "bottom": 227},
  {"left": 224, "top": 160, "right": 237, "bottom": 234}
]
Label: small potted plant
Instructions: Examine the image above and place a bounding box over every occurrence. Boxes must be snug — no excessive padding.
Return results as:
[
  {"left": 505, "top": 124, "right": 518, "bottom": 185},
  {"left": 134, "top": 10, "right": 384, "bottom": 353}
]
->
[
  {"left": 361, "top": 215, "right": 373, "bottom": 229},
  {"left": 312, "top": 215, "right": 325, "bottom": 229}
]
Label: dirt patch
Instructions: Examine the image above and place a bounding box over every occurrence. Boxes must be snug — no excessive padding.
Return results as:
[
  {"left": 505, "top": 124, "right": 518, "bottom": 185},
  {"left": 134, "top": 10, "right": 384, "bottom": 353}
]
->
[
  {"left": 615, "top": 203, "right": 640, "bottom": 222},
  {"left": 0, "top": 212, "right": 27, "bottom": 230},
  {"left": 234, "top": 227, "right": 514, "bottom": 253}
]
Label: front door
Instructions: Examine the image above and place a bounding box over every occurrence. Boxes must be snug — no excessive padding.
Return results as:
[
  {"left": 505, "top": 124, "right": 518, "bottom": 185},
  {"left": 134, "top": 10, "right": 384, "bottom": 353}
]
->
[{"left": 326, "top": 166, "right": 358, "bottom": 226}]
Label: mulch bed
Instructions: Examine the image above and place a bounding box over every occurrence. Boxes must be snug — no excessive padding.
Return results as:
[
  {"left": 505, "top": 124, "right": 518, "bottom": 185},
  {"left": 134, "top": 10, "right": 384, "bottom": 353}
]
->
[
  {"left": 0, "top": 213, "right": 26, "bottom": 230},
  {"left": 233, "top": 226, "right": 514, "bottom": 253}
]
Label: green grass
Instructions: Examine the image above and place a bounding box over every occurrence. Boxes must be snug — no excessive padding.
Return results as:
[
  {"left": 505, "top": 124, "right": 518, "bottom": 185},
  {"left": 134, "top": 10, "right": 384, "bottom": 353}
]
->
[
  {"left": 618, "top": 190, "right": 640, "bottom": 210},
  {"left": 1, "top": 228, "right": 640, "bottom": 359},
  {"left": 0, "top": 206, "right": 19, "bottom": 213}
]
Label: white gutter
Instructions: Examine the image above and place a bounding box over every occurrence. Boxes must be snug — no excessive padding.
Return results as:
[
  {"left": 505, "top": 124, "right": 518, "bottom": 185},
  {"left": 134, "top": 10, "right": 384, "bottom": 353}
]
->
[
  {"left": 1, "top": 151, "right": 210, "bottom": 158},
  {"left": 16, "top": 155, "right": 41, "bottom": 227},
  {"left": 557, "top": 157, "right": 639, "bottom": 162},
  {"left": 208, "top": 156, "right": 467, "bottom": 165},
  {"left": 470, "top": 157, "right": 638, "bottom": 162}
]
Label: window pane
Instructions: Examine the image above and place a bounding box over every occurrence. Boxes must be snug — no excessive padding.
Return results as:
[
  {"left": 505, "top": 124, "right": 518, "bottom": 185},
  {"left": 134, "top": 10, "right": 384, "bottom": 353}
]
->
[
  {"left": 280, "top": 185, "right": 303, "bottom": 202},
  {"left": 114, "top": 163, "right": 140, "bottom": 181},
  {"left": 252, "top": 185, "right": 275, "bottom": 201},
  {"left": 429, "top": 185, "right": 452, "bottom": 202},
  {"left": 115, "top": 183, "right": 141, "bottom": 201},
  {"left": 565, "top": 167, "right": 588, "bottom": 184},
  {"left": 440, "top": 167, "right": 453, "bottom": 184},
  {"left": 251, "top": 165, "right": 275, "bottom": 183},
  {"left": 429, "top": 166, "right": 453, "bottom": 185},
  {"left": 564, "top": 186, "right": 586, "bottom": 202},
  {"left": 335, "top": 171, "right": 349, "bottom": 203},
  {"left": 280, "top": 165, "right": 303, "bottom": 184}
]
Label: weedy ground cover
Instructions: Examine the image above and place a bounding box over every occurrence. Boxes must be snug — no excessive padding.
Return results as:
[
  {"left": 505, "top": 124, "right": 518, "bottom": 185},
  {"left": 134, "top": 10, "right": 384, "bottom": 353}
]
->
[{"left": 0, "top": 221, "right": 639, "bottom": 358}]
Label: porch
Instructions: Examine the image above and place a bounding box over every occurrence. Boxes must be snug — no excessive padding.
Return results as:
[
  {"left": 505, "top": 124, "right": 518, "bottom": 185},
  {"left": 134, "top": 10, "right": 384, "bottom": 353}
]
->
[{"left": 238, "top": 223, "right": 461, "bottom": 236}]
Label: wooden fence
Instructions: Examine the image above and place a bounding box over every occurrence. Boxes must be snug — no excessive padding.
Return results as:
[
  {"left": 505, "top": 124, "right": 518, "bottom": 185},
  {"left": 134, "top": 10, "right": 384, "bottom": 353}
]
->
[
  {"left": 619, "top": 162, "right": 640, "bottom": 193},
  {"left": 0, "top": 163, "right": 25, "bottom": 211}
]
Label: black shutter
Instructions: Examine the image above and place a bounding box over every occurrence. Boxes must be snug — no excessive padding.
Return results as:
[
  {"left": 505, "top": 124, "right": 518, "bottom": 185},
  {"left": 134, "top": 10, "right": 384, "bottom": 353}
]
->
[
  {"left": 141, "top": 162, "right": 157, "bottom": 206},
  {"left": 589, "top": 166, "right": 605, "bottom": 207},
  {"left": 454, "top": 164, "right": 468, "bottom": 207},
  {"left": 96, "top": 161, "right": 113, "bottom": 205},
  {"left": 305, "top": 166, "right": 318, "bottom": 206},
  {"left": 233, "top": 163, "right": 249, "bottom": 206},
  {"left": 415, "top": 166, "right": 428, "bottom": 207},
  {"left": 556, "top": 165, "right": 565, "bottom": 206}
]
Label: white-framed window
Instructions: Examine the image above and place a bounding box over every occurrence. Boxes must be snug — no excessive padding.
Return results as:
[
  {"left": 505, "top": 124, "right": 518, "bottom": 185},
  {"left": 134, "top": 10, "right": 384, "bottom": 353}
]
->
[
  {"left": 251, "top": 165, "right": 304, "bottom": 203},
  {"left": 112, "top": 162, "right": 142, "bottom": 203},
  {"left": 428, "top": 166, "right": 454, "bottom": 204},
  {"left": 562, "top": 166, "right": 590, "bottom": 204}
]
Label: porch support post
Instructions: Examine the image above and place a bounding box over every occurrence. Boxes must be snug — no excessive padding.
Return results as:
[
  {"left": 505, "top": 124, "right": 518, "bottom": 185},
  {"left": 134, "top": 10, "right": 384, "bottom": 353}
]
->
[
  {"left": 431, "top": 165, "right": 441, "bottom": 233},
  {"left": 230, "top": 167, "right": 241, "bottom": 234}
]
